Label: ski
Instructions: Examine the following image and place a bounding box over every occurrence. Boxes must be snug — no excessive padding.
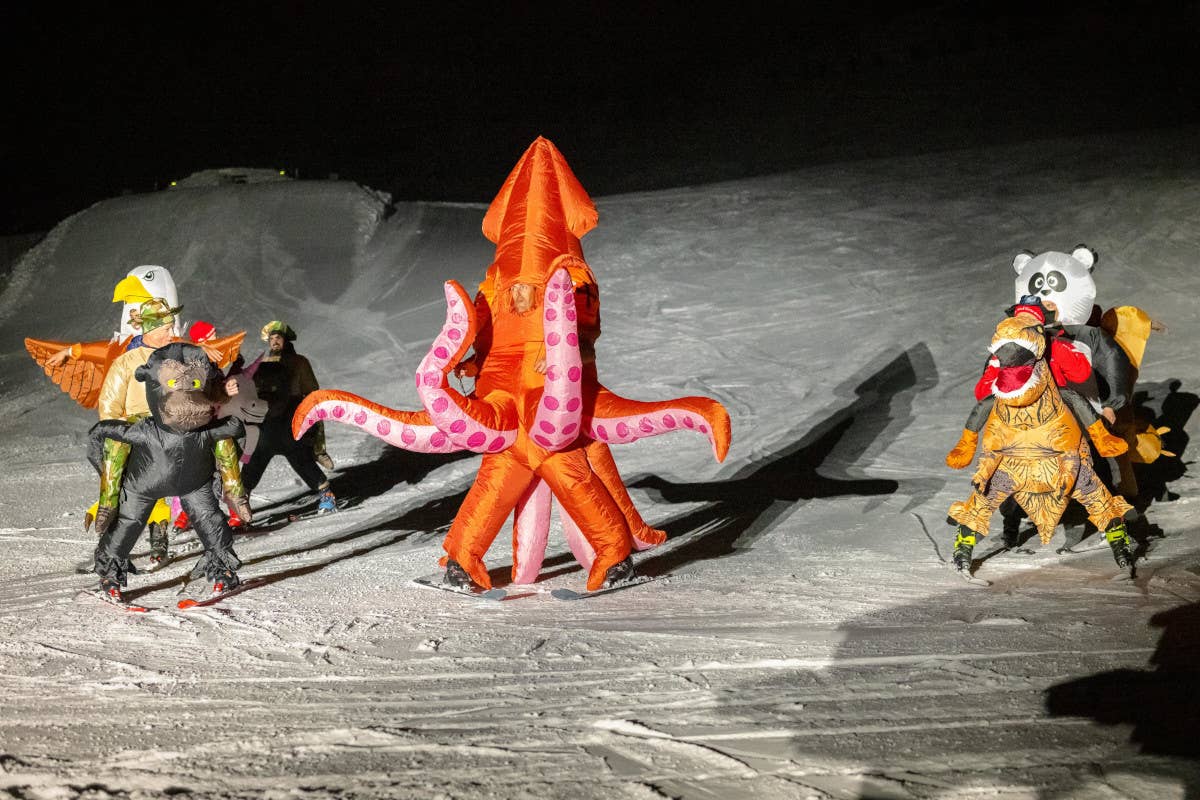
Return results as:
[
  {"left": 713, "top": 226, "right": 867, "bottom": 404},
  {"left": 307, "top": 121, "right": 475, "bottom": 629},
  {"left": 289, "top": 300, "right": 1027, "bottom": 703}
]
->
[
  {"left": 75, "top": 588, "right": 154, "bottom": 613},
  {"left": 1055, "top": 542, "right": 1111, "bottom": 556},
  {"left": 551, "top": 575, "right": 662, "bottom": 600},
  {"left": 951, "top": 566, "right": 992, "bottom": 588},
  {"left": 411, "top": 575, "right": 507, "bottom": 601},
  {"left": 243, "top": 499, "right": 357, "bottom": 530},
  {"left": 177, "top": 577, "right": 268, "bottom": 610}
]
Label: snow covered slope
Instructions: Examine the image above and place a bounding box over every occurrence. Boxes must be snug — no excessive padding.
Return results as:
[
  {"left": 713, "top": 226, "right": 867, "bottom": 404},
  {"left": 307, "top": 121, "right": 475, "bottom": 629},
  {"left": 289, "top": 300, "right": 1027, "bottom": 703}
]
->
[{"left": 1, "top": 127, "right": 1198, "bottom": 798}]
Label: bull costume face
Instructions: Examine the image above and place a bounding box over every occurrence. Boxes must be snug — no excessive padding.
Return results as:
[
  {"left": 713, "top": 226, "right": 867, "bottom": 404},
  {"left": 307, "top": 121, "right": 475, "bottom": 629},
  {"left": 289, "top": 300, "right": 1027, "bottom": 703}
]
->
[{"left": 136, "top": 343, "right": 224, "bottom": 432}]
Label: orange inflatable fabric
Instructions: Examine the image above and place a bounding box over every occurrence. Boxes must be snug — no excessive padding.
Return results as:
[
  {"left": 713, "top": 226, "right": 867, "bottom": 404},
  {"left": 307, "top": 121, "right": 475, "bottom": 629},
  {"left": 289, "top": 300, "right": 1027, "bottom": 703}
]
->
[
  {"left": 26, "top": 333, "right": 244, "bottom": 409},
  {"left": 295, "top": 137, "right": 731, "bottom": 591}
]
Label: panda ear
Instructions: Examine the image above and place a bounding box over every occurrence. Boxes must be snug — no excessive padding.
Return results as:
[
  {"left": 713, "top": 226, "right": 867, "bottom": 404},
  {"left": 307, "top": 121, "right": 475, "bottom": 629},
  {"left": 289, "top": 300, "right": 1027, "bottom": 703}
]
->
[
  {"left": 134, "top": 365, "right": 150, "bottom": 383},
  {"left": 1013, "top": 251, "right": 1035, "bottom": 274},
  {"left": 1072, "top": 244, "right": 1097, "bottom": 272}
]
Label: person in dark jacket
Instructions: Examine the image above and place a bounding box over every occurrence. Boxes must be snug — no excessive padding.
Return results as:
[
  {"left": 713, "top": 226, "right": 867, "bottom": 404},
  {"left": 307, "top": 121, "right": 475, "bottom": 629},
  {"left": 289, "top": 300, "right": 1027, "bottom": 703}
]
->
[{"left": 240, "top": 320, "right": 337, "bottom": 514}]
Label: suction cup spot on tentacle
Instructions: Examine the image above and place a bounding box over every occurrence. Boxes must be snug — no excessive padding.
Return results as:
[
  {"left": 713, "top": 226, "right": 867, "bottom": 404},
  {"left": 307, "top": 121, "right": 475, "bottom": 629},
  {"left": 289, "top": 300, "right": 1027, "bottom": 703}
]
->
[{"left": 585, "top": 397, "right": 728, "bottom": 461}]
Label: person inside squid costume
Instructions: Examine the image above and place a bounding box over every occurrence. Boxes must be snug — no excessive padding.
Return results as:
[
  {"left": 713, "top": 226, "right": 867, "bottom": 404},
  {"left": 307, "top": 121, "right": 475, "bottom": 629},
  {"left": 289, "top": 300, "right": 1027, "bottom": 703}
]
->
[{"left": 292, "top": 136, "right": 731, "bottom": 592}]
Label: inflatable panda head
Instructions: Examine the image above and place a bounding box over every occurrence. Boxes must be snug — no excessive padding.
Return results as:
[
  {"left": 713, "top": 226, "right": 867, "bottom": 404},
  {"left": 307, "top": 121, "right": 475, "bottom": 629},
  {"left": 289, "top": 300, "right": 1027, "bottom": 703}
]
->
[
  {"left": 1012, "top": 245, "right": 1098, "bottom": 327},
  {"left": 135, "top": 342, "right": 224, "bottom": 432}
]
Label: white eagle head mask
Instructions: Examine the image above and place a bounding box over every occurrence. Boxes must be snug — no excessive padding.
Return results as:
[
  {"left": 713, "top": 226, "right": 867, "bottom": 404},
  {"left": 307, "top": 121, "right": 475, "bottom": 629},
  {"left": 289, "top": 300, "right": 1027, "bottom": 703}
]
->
[
  {"left": 112, "top": 265, "right": 182, "bottom": 339},
  {"left": 1012, "top": 245, "right": 1098, "bottom": 327}
]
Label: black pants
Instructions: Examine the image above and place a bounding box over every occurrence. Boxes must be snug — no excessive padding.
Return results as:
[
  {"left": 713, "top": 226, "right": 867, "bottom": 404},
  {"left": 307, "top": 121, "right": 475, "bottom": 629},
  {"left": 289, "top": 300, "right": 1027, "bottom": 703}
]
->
[
  {"left": 95, "top": 485, "right": 239, "bottom": 585},
  {"left": 241, "top": 418, "right": 326, "bottom": 494}
]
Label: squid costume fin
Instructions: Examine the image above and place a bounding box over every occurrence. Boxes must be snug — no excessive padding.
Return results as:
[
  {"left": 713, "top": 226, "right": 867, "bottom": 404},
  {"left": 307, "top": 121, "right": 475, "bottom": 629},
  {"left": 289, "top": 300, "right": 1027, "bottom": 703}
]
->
[
  {"left": 483, "top": 136, "right": 598, "bottom": 247},
  {"left": 292, "top": 389, "right": 460, "bottom": 453}
]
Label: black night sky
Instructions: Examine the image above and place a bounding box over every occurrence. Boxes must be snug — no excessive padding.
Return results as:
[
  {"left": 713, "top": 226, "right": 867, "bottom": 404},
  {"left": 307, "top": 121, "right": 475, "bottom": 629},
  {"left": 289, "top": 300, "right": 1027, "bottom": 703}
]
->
[{"left": 5, "top": 2, "right": 1198, "bottom": 235}]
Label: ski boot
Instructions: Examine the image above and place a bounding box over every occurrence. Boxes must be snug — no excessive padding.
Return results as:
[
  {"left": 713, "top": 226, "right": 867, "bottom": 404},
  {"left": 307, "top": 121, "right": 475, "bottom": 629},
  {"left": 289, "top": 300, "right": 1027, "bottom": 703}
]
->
[
  {"left": 443, "top": 559, "right": 474, "bottom": 590},
  {"left": 173, "top": 510, "right": 191, "bottom": 532},
  {"left": 1105, "top": 522, "right": 1135, "bottom": 570},
  {"left": 600, "top": 556, "right": 635, "bottom": 589},
  {"left": 317, "top": 487, "right": 338, "bottom": 514},
  {"left": 1001, "top": 514, "right": 1021, "bottom": 551},
  {"left": 210, "top": 569, "right": 241, "bottom": 596},
  {"left": 952, "top": 526, "right": 977, "bottom": 573},
  {"left": 147, "top": 522, "right": 170, "bottom": 566},
  {"left": 226, "top": 493, "right": 252, "bottom": 529},
  {"left": 99, "top": 578, "right": 126, "bottom": 605}
]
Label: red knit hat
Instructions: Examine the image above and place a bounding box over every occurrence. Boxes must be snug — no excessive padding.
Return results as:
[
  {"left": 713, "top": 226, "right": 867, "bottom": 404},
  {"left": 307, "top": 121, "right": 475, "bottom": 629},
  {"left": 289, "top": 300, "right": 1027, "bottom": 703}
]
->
[{"left": 188, "top": 320, "right": 216, "bottom": 343}]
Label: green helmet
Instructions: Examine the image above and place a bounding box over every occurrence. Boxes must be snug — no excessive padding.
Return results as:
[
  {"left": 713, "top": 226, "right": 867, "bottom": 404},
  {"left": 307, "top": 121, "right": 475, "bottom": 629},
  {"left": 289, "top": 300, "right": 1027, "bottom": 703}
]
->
[
  {"left": 261, "top": 320, "right": 296, "bottom": 342},
  {"left": 134, "top": 297, "right": 182, "bottom": 334}
]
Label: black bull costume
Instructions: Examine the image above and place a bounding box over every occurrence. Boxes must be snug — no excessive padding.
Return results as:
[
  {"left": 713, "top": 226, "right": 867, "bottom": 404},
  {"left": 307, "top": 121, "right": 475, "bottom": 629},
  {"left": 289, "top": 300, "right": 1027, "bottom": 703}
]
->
[{"left": 88, "top": 343, "right": 251, "bottom": 587}]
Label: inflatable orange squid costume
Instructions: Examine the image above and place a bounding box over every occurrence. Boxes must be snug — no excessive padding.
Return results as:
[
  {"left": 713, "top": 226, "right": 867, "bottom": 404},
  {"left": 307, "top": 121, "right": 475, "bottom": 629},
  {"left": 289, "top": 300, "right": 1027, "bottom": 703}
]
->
[{"left": 294, "top": 137, "right": 731, "bottom": 591}]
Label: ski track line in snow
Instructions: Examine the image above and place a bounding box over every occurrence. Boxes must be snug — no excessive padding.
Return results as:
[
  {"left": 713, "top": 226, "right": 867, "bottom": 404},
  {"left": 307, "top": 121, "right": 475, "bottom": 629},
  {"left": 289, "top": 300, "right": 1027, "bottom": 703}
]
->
[
  {"left": 670, "top": 715, "right": 1097, "bottom": 741},
  {"left": 593, "top": 719, "right": 757, "bottom": 777},
  {"left": 0, "top": 645, "right": 1157, "bottom": 692},
  {"left": 0, "top": 522, "right": 429, "bottom": 614}
]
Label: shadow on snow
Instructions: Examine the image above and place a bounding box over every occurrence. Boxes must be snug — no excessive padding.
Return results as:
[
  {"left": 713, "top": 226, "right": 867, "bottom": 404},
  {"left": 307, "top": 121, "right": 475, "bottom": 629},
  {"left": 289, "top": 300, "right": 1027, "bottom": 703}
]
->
[{"left": 630, "top": 344, "right": 942, "bottom": 577}]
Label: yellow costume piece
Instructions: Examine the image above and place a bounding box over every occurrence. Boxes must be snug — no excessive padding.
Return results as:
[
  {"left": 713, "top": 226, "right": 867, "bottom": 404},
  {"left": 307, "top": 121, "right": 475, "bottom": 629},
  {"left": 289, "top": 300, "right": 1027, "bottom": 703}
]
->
[
  {"left": 86, "top": 498, "right": 171, "bottom": 530},
  {"left": 1100, "top": 304, "right": 1173, "bottom": 497}
]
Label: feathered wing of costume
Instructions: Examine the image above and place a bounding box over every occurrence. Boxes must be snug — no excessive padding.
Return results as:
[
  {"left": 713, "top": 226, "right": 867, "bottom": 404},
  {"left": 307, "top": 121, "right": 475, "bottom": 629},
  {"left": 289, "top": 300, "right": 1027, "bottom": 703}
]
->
[
  {"left": 26, "top": 332, "right": 245, "bottom": 409},
  {"left": 295, "top": 136, "right": 731, "bottom": 590}
]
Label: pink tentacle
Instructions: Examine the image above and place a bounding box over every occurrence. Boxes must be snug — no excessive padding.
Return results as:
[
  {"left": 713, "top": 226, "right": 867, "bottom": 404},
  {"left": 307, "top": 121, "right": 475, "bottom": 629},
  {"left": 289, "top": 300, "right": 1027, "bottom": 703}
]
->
[
  {"left": 560, "top": 502, "right": 596, "bottom": 571},
  {"left": 587, "top": 409, "right": 713, "bottom": 448},
  {"left": 528, "top": 267, "right": 584, "bottom": 452},
  {"left": 632, "top": 532, "right": 662, "bottom": 552},
  {"left": 559, "top": 498, "right": 659, "bottom": 568},
  {"left": 511, "top": 479, "right": 552, "bottom": 584},
  {"left": 416, "top": 281, "right": 518, "bottom": 453},
  {"left": 297, "top": 395, "right": 462, "bottom": 454},
  {"left": 584, "top": 391, "right": 731, "bottom": 462}
]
